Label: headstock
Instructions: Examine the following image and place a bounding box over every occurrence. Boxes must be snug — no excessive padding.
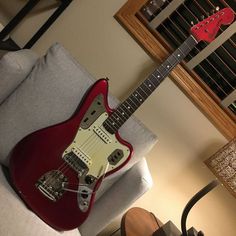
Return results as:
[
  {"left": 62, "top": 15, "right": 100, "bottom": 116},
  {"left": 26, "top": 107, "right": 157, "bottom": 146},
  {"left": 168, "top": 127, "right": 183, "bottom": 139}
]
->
[{"left": 190, "top": 8, "right": 235, "bottom": 43}]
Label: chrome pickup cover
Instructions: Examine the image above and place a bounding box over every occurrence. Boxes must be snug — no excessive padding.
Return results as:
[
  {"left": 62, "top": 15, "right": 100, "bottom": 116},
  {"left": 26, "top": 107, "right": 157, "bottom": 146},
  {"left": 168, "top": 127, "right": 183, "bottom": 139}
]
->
[{"left": 63, "top": 150, "right": 89, "bottom": 176}]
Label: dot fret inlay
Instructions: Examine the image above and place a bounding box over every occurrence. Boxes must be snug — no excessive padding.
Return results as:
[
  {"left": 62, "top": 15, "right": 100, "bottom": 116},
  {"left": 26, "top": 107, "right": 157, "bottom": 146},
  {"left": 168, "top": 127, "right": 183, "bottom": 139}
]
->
[{"left": 103, "top": 36, "right": 198, "bottom": 134}]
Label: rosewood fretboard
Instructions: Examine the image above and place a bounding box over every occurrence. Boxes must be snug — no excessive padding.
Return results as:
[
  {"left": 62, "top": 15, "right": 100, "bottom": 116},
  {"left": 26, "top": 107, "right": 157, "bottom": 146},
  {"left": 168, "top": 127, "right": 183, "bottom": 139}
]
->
[{"left": 103, "top": 35, "right": 198, "bottom": 134}]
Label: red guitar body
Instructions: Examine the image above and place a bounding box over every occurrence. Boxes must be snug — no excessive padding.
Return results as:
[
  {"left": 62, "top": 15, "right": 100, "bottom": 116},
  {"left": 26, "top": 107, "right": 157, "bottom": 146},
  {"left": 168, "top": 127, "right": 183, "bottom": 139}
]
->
[{"left": 10, "top": 79, "right": 133, "bottom": 231}]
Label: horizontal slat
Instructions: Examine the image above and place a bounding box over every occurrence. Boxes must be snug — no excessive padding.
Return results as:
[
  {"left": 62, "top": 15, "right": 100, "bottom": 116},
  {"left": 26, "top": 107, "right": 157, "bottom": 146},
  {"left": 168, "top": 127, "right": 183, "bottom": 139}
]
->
[
  {"left": 222, "top": 90, "right": 236, "bottom": 108},
  {"left": 149, "top": 0, "right": 185, "bottom": 28},
  {"left": 208, "top": 53, "right": 236, "bottom": 87}
]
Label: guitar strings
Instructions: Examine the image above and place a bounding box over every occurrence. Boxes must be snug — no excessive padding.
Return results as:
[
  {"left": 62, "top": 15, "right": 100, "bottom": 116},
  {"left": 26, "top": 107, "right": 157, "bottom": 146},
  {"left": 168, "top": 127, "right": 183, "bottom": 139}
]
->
[{"left": 43, "top": 120, "right": 115, "bottom": 189}]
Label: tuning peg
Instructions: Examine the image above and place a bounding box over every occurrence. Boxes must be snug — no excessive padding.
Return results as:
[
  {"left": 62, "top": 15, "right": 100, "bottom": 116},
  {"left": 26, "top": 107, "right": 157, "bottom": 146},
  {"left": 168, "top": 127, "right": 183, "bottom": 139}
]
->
[
  {"left": 191, "top": 21, "right": 194, "bottom": 26},
  {"left": 216, "top": 6, "right": 220, "bottom": 11},
  {"left": 201, "top": 15, "right": 205, "bottom": 20}
]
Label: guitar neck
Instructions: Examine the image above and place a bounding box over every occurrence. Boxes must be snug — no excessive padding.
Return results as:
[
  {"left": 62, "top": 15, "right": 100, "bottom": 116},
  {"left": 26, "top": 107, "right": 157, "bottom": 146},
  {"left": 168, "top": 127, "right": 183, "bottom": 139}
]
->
[{"left": 104, "top": 35, "right": 198, "bottom": 134}]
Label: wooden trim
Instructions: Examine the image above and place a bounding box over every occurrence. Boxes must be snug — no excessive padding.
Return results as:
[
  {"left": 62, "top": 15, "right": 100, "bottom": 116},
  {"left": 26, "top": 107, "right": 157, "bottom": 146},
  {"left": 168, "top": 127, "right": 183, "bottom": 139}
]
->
[{"left": 115, "top": 0, "right": 236, "bottom": 140}]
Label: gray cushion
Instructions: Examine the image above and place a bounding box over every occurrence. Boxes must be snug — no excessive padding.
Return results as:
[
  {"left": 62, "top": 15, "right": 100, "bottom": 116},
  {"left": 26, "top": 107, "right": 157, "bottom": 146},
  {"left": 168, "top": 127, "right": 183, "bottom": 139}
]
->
[
  {"left": 0, "top": 43, "right": 157, "bottom": 173},
  {"left": 0, "top": 49, "right": 39, "bottom": 105}
]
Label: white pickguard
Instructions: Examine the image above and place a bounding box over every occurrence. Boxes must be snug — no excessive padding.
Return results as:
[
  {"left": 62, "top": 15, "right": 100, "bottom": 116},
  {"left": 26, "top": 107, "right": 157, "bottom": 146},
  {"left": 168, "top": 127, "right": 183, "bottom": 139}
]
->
[{"left": 62, "top": 112, "right": 130, "bottom": 179}]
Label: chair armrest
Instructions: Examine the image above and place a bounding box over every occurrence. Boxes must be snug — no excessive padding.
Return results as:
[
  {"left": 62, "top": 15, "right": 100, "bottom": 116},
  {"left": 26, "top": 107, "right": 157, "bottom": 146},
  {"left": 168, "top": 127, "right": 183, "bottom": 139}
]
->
[
  {"left": 78, "top": 158, "right": 152, "bottom": 236},
  {"left": 0, "top": 50, "right": 38, "bottom": 104}
]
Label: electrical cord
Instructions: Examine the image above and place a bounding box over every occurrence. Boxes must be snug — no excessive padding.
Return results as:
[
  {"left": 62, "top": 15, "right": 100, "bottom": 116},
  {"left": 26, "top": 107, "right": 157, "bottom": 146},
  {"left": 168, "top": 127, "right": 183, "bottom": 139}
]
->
[{"left": 181, "top": 179, "right": 220, "bottom": 236}]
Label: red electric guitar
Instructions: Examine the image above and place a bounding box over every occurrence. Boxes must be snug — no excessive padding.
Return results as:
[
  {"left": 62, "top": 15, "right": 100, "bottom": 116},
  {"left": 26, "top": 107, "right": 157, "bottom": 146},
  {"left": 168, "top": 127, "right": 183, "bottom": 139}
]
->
[{"left": 9, "top": 8, "right": 234, "bottom": 231}]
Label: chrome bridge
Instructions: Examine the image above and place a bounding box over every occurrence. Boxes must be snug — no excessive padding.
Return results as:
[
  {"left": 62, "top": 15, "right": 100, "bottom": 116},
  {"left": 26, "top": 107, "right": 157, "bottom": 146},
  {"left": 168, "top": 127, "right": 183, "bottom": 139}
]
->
[{"left": 36, "top": 170, "right": 68, "bottom": 202}]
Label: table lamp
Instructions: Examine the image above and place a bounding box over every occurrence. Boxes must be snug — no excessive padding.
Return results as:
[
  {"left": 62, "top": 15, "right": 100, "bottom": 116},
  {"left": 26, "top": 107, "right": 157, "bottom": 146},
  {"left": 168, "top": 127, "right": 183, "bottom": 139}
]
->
[{"left": 205, "top": 138, "right": 236, "bottom": 198}]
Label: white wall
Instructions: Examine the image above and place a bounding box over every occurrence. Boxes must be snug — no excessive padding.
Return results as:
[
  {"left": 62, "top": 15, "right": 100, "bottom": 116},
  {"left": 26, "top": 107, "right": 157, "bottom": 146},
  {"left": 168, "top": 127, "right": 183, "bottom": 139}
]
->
[{"left": 1, "top": 0, "right": 235, "bottom": 235}]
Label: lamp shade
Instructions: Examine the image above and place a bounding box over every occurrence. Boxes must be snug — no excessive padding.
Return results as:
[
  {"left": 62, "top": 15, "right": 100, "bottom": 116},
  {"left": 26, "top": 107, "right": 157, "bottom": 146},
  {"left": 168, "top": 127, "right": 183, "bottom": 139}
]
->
[{"left": 205, "top": 138, "right": 236, "bottom": 198}]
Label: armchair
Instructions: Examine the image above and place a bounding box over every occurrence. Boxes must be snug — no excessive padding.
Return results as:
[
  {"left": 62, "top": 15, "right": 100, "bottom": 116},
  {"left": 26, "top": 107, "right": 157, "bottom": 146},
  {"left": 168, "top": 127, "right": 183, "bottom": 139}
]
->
[{"left": 0, "top": 44, "right": 157, "bottom": 236}]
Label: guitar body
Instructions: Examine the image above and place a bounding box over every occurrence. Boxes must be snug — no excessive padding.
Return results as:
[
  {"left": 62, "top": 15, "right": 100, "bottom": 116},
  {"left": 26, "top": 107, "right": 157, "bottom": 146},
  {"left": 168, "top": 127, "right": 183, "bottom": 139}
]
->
[{"left": 9, "top": 79, "right": 133, "bottom": 231}]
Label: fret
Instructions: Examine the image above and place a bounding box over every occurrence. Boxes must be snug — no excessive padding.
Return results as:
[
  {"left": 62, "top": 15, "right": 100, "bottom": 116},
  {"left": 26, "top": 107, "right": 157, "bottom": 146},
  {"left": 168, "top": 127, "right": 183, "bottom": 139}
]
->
[
  {"left": 116, "top": 106, "right": 130, "bottom": 120},
  {"left": 142, "top": 81, "right": 153, "bottom": 93},
  {"left": 180, "top": 45, "right": 189, "bottom": 57},
  {"left": 176, "top": 47, "right": 185, "bottom": 59},
  {"left": 116, "top": 105, "right": 131, "bottom": 120},
  {"left": 180, "top": 42, "right": 189, "bottom": 55},
  {"left": 148, "top": 74, "right": 159, "bottom": 87},
  {"left": 106, "top": 117, "right": 120, "bottom": 130},
  {"left": 103, "top": 36, "right": 198, "bottom": 134},
  {"left": 162, "top": 60, "right": 173, "bottom": 74},
  {"left": 153, "top": 69, "right": 162, "bottom": 82},
  {"left": 111, "top": 112, "right": 125, "bottom": 125},
  {"left": 172, "top": 51, "right": 181, "bottom": 63},
  {"left": 127, "top": 97, "right": 140, "bottom": 109},
  {"left": 131, "top": 93, "right": 144, "bottom": 105},
  {"left": 154, "top": 70, "right": 162, "bottom": 78},
  {"left": 103, "top": 121, "right": 117, "bottom": 134},
  {"left": 122, "top": 101, "right": 135, "bottom": 114},
  {"left": 144, "top": 78, "right": 156, "bottom": 91},
  {"left": 135, "top": 89, "right": 147, "bottom": 100},
  {"left": 167, "top": 55, "right": 178, "bottom": 67},
  {"left": 183, "top": 38, "right": 193, "bottom": 50},
  {"left": 139, "top": 84, "right": 150, "bottom": 97},
  {"left": 159, "top": 64, "right": 169, "bottom": 78}
]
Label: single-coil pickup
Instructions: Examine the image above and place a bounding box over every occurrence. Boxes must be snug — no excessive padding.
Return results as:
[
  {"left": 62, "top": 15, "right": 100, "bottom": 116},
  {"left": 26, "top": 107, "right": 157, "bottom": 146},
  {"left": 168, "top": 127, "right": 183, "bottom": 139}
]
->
[
  {"left": 93, "top": 126, "right": 112, "bottom": 144},
  {"left": 71, "top": 147, "right": 92, "bottom": 166}
]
